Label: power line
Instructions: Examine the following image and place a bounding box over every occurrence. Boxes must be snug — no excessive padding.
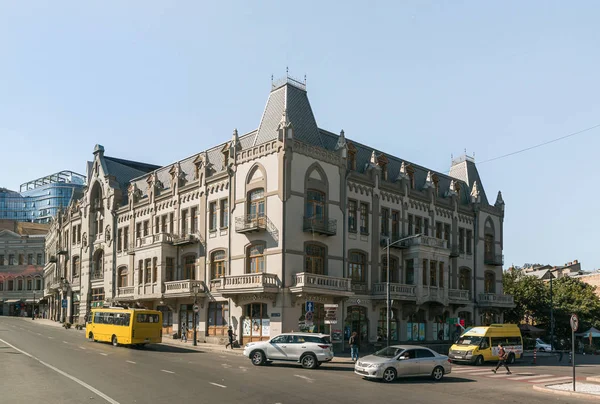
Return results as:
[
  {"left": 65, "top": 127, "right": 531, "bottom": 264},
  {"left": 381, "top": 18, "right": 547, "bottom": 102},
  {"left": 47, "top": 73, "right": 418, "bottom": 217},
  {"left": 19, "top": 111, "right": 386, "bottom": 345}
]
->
[{"left": 477, "top": 123, "right": 600, "bottom": 165}]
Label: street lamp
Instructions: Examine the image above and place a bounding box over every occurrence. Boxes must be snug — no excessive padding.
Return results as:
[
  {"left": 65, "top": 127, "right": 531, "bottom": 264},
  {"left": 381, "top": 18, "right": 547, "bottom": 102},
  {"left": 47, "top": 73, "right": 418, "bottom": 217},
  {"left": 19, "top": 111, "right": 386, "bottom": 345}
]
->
[
  {"left": 60, "top": 278, "right": 70, "bottom": 323},
  {"left": 192, "top": 282, "right": 202, "bottom": 347},
  {"left": 32, "top": 291, "right": 36, "bottom": 320},
  {"left": 383, "top": 233, "right": 422, "bottom": 349}
]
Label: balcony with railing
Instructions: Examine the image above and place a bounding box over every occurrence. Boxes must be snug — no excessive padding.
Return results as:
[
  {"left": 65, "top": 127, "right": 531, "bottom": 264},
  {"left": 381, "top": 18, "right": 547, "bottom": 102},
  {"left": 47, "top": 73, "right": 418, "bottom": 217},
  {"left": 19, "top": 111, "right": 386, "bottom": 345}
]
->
[
  {"left": 172, "top": 232, "right": 201, "bottom": 246},
  {"left": 116, "top": 286, "right": 135, "bottom": 299},
  {"left": 418, "top": 286, "right": 447, "bottom": 305},
  {"left": 289, "top": 272, "right": 352, "bottom": 296},
  {"left": 404, "top": 235, "right": 447, "bottom": 249},
  {"left": 303, "top": 217, "right": 337, "bottom": 236},
  {"left": 351, "top": 282, "right": 369, "bottom": 293},
  {"left": 372, "top": 283, "right": 416, "bottom": 300},
  {"left": 235, "top": 213, "right": 269, "bottom": 233},
  {"left": 478, "top": 293, "right": 514, "bottom": 307},
  {"left": 163, "top": 279, "right": 207, "bottom": 297},
  {"left": 214, "top": 273, "right": 281, "bottom": 295},
  {"left": 484, "top": 254, "right": 504, "bottom": 266},
  {"left": 448, "top": 288, "right": 470, "bottom": 303}
]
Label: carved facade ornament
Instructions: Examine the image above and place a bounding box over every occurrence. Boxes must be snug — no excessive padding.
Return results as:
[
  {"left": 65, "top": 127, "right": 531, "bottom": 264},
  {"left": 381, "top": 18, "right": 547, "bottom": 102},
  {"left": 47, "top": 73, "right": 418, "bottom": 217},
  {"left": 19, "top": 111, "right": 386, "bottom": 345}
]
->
[
  {"left": 396, "top": 161, "right": 409, "bottom": 181},
  {"left": 128, "top": 183, "right": 142, "bottom": 203},
  {"left": 423, "top": 171, "right": 434, "bottom": 189},
  {"left": 446, "top": 180, "right": 458, "bottom": 197},
  {"left": 470, "top": 181, "right": 480, "bottom": 203},
  {"left": 277, "top": 109, "right": 293, "bottom": 142},
  {"left": 193, "top": 153, "right": 204, "bottom": 180},
  {"left": 495, "top": 190, "right": 505, "bottom": 210},
  {"left": 169, "top": 163, "right": 186, "bottom": 190},
  {"left": 335, "top": 129, "right": 347, "bottom": 151}
]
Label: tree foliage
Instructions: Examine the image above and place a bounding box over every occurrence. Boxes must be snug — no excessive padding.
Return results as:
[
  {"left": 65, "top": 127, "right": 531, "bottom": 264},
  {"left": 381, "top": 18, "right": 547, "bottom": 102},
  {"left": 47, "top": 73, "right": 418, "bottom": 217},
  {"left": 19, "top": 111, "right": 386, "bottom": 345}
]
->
[{"left": 503, "top": 269, "right": 548, "bottom": 324}]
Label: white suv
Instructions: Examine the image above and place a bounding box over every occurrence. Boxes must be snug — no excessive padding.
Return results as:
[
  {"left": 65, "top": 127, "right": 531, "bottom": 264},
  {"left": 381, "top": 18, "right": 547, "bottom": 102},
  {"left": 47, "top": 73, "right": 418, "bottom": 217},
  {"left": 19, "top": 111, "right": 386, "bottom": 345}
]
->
[
  {"left": 536, "top": 338, "right": 552, "bottom": 351},
  {"left": 243, "top": 333, "right": 333, "bottom": 369}
]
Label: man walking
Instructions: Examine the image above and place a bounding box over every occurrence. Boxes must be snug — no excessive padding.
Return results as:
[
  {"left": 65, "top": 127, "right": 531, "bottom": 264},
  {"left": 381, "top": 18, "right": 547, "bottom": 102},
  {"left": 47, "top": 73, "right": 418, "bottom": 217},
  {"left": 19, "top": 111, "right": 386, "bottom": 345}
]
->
[
  {"left": 225, "top": 326, "right": 236, "bottom": 349},
  {"left": 492, "top": 343, "right": 511, "bottom": 374},
  {"left": 349, "top": 331, "right": 359, "bottom": 362},
  {"left": 180, "top": 322, "right": 188, "bottom": 343}
]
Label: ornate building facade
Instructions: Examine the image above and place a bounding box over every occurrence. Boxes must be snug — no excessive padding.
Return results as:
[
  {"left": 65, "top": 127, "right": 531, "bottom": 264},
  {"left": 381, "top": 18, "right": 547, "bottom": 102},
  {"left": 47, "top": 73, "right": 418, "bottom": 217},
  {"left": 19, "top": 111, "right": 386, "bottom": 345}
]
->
[{"left": 43, "top": 77, "right": 512, "bottom": 350}]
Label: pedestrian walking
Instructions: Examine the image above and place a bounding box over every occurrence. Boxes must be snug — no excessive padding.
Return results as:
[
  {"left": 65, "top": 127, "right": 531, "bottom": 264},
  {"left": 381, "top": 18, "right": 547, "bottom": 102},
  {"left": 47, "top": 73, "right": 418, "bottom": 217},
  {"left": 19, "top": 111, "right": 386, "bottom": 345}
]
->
[
  {"left": 349, "top": 331, "right": 359, "bottom": 362},
  {"left": 492, "top": 343, "right": 511, "bottom": 374},
  {"left": 180, "top": 322, "right": 188, "bottom": 342},
  {"left": 225, "top": 326, "right": 236, "bottom": 349}
]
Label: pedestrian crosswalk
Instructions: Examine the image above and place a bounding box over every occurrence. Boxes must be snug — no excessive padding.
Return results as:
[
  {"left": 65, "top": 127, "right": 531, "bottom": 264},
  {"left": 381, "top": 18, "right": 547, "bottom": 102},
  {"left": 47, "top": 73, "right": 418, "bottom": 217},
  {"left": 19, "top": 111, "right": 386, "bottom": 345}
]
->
[{"left": 450, "top": 366, "right": 574, "bottom": 384}]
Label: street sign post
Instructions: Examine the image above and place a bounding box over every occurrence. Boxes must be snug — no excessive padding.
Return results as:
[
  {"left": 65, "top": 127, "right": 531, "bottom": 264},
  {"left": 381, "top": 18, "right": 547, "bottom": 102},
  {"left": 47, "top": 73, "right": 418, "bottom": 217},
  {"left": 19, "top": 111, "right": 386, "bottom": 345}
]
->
[
  {"left": 305, "top": 302, "right": 314, "bottom": 313},
  {"left": 570, "top": 314, "right": 579, "bottom": 392},
  {"left": 193, "top": 304, "right": 200, "bottom": 313},
  {"left": 324, "top": 304, "right": 339, "bottom": 354}
]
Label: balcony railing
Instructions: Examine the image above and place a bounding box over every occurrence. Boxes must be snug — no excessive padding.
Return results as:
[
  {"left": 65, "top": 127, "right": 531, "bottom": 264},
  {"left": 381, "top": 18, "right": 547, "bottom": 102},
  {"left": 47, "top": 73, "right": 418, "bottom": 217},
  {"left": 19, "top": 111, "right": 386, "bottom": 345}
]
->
[
  {"left": 91, "top": 270, "right": 103, "bottom": 281},
  {"left": 351, "top": 282, "right": 369, "bottom": 293},
  {"left": 216, "top": 273, "right": 281, "bottom": 292},
  {"left": 117, "top": 286, "right": 135, "bottom": 298},
  {"left": 404, "top": 235, "right": 447, "bottom": 249},
  {"left": 372, "top": 283, "right": 416, "bottom": 298},
  {"left": 478, "top": 293, "right": 514, "bottom": 306},
  {"left": 235, "top": 213, "right": 268, "bottom": 233},
  {"left": 163, "top": 280, "right": 206, "bottom": 296},
  {"left": 172, "top": 233, "right": 200, "bottom": 246},
  {"left": 448, "top": 289, "right": 470, "bottom": 302},
  {"left": 292, "top": 272, "right": 352, "bottom": 293},
  {"left": 303, "top": 217, "right": 337, "bottom": 236},
  {"left": 484, "top": 254, "right": 504, "bottom": 266}
]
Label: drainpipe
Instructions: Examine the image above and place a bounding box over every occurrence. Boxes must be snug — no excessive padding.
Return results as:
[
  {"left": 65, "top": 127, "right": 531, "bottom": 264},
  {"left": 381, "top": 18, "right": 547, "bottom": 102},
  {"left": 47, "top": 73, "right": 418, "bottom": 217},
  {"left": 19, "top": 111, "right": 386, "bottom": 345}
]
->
[
  {"left": 472, "top": 211, "right": 478, "bottom": 323},
  {"left": 112, "top": 209, "right": 118, "bottom": 307}
]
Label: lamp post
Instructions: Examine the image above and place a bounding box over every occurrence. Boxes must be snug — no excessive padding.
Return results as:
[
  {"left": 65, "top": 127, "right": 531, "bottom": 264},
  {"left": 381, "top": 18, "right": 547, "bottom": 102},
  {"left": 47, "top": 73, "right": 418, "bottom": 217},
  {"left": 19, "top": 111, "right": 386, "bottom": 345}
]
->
[
  {"left": 32, "top": 291, "right": 36, "bottom": 320},
  {"left": 60, "top": 278, "right": 70, "bottom": 323},
  {"left": 383, "top": 233, "right": 422, "bottom": 349},
  {"left": 550, "top": 271, "right": 554, "bottom": 351},
  {"left": 192, "top": 283, "right": 201, "bottom": 347}
]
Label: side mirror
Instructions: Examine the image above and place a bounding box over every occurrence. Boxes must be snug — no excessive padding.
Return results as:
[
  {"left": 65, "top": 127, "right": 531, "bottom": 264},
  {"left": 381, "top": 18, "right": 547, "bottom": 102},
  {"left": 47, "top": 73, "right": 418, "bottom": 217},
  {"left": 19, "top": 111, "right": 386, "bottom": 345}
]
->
[{"left": 398, "top": 356, "right": 406, "bottom": 360}]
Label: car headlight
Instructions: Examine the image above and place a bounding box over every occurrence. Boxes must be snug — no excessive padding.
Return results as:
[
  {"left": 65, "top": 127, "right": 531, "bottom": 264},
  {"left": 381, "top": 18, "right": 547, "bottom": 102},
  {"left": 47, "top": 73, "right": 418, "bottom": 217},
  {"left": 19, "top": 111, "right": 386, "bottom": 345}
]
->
[
  {"left": 368, "top": 363, "right": 383, "bottom": 369},
  {"left": 466, "top": 350, "right": 473, "bottom": 356}
]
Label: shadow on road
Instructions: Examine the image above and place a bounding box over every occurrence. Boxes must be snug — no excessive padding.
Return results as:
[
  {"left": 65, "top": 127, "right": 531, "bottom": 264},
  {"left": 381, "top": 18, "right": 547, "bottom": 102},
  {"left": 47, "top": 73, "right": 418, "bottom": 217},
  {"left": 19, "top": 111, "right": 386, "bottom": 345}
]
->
[
  {"left": 360, "top": 376, "right": 476, "bottom": 384},
  {"left": 142, "top": 344, "right": 208, "bottom": 354}
]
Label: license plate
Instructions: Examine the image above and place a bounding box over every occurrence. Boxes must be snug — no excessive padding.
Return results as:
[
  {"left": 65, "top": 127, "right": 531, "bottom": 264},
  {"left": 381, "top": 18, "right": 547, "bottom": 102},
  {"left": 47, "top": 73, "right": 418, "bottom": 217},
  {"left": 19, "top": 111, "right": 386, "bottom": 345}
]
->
[{"left": 454, "top": 355, "right": 463, "bottom": 359}]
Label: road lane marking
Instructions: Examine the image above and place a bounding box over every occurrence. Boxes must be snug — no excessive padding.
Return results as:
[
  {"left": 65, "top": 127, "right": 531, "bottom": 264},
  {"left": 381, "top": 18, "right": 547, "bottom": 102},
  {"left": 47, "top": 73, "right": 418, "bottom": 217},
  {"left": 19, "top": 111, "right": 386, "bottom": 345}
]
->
[
  {"left": 209, "top": 382, "right": 227, "bottom": 388},
  {"left": 509, "top": 374, "right": 552, "bottom": 381},
  {"left": 126, "top": 361, "right": 136, "bottom": 364},
  {"left": 47, "top": 336, "right": 54, "bottom": 339},
  {"left": 161, "top": 370, "right": 175, "bottom": 374},
  {"left": 0, "top": 338, "right": 121, "bottom": 404},
  {"left": 63, "top": 341, "right": 69, "bottom": 344},
  {"left": 488, "top": 373, "right": 516, "bottom": 378},
  {"left": 79, "top": 346, "right": 87, "bottom": 350},
  {"left": 99, "top": 353, "right": 108, "bottom": 356},
  {"left": 530, "top": 376, "right": 572, "bottom": 383},
  {"left": 36, "top": 333, "right": 42, "bottom": 336},
  {"left": 221, "top": 363, "right": 232, "bottom": 368},
  {"left": 239, "top": 366, "right": 247, "bottom": 372},
  {"left": 451, "top": 368, "right": 492, "bottom": 373},
  {"left": 294, "top": 374, "right": 314, "bottom": 383}
]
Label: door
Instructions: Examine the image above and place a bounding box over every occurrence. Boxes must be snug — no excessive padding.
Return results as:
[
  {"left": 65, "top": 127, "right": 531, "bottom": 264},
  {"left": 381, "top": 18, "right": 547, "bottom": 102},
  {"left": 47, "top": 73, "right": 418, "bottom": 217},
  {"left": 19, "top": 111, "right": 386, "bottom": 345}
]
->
[
  {"left": 248, "top": 189, "right": 265, "bottom": 225},
  {"left": 266, "top": 335, "right": 291, "bottom": 360},
  {"left": 416, "top": 349, "right": 437, "bottom": 375},
  {"left": 396, "top": 349, "right": 420, "bottom": 376},
  {"left": 478, "top": 337, "right": 492, "bottom": 361}
]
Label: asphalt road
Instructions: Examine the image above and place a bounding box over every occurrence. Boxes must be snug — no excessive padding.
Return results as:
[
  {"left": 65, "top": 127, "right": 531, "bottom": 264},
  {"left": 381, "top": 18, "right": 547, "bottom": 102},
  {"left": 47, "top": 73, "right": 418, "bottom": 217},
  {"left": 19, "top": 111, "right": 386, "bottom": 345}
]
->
[{"left": 0, "top": 317, "right": 593, "bottom": 404}]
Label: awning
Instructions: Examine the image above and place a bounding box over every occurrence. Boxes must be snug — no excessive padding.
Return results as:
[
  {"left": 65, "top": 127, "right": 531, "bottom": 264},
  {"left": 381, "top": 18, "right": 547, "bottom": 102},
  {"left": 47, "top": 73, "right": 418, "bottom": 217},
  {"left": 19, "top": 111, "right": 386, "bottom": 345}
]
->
[{"left": 5, "top": 299, "right": 19, "bottom": 303}]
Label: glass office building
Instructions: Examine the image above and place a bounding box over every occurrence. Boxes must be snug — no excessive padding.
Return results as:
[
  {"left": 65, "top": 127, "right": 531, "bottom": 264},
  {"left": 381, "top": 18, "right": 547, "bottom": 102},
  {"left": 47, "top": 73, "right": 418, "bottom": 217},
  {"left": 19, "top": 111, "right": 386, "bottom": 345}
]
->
[{"left": 0, "top": 171, "right": 86, "bottom": 223}]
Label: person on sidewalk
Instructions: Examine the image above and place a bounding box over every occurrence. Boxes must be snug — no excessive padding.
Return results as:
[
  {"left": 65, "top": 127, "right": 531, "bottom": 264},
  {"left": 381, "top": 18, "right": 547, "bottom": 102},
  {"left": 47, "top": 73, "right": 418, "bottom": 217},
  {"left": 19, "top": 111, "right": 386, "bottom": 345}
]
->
[
  {"left": 180, "top": 322, "right": 188, "bottom": 343},
  {"left": 349, "top": 331, "right": 359, "bottom": 362},
  {"left": 492, "top": 343, "right": 511, "bottom": 374},
  {"left": 225, "top": 326, "right": 236, "bottom": 349}
]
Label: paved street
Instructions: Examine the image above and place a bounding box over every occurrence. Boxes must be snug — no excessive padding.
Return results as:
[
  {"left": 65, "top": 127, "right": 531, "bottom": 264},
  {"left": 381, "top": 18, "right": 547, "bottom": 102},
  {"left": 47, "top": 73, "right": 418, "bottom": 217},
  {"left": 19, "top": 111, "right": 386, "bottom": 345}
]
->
[{"left": 0, "top": 316, "right": 596, "bottom": 404}]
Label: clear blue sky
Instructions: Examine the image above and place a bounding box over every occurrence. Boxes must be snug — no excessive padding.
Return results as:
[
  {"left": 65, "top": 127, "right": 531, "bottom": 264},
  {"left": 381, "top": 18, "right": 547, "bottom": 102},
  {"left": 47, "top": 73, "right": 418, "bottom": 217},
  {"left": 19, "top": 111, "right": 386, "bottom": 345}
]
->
[{"left": 1, "top": 1, "right": 599, "bottom": 269}]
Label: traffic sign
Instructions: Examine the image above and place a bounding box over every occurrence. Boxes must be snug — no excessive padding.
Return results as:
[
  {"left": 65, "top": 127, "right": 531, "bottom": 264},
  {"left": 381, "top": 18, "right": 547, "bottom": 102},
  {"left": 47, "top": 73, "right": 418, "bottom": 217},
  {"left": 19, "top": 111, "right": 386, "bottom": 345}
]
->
[
  {"left": 305, "top": 311, "right": 314, "bottom": 322},
  {"left": 570, "top": 314, "right": 579, "bottom": 332},
  {"left": 305, "top": 301, "right": 314, "bottom": 313},
  {"left": 193, "top": 304, "right": 200, "bottom": 313}
]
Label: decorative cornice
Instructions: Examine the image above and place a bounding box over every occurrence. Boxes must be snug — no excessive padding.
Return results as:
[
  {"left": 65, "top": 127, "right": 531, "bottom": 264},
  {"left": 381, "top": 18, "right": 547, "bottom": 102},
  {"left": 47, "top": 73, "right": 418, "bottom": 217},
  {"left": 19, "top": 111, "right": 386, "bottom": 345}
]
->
[
  {"left": 292, "top": 140, "right": 342, "bottom": 166},
  {"left": 236, "top": 139, "right": 280, "bottom": 164}
]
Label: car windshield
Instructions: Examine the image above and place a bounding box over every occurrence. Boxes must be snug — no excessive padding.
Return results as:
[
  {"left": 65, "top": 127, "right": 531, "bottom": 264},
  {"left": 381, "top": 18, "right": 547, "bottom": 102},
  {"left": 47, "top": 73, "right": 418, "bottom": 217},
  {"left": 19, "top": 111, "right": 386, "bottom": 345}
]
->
[
  {"left": 537, "top": 339, "right": 547, "bottom": 344},
  {"left": 455, "top": 336, "right": 483, "bottom": 346},
  {"left": 373, "top": 347, "right": 404, "bottom": 358}
]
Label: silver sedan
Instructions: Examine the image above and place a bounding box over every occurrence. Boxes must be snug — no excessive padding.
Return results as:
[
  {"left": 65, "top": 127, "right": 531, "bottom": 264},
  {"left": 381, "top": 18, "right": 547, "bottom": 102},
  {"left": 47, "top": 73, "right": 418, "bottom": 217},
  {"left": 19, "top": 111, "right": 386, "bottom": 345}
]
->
[{"left": 354, "top": 345, "right": 451, "bottom": 383}]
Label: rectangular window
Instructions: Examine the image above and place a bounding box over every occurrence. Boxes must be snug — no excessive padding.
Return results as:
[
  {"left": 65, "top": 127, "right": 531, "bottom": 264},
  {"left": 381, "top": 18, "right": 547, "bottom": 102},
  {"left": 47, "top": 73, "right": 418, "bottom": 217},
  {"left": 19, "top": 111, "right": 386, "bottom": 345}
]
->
[
  {"left": 136, "top": 223, "right": 142, "bottom": 239},
  {"left": 91, "top": 288, "right": 105, "bottom": 308},
  {"left": 155, "top": 217, "right": 160, "bottom": 234},
  {"left": 166, "top": 257, "right": 174, "bottom": 282},
  {"left": 181, "top": 210, "right": 188, "bottom": 236},
  {"left": 414, "top": 217, "right": 422, "bottom": 235},
  {"left": 152, "top": 257, "right": 158, "bottom": 283},
  {"left": 423, "top": 218, "right": 429, "bottom": 237},
  {"left": 381, "top": 208, "right": 389, "bottom": 236},
  {"left": 405, "top": 259, "right": 414, "bottom": 285},
  {"left": 117, "top": 229, "right": 122, "bottom": 252},
  {"left": 169, "top": 213, "right": 174, "bottom": 234},
  {"left": 191, "top": 207, "right": 198, "bottom": 233},
  {"left": 138, "top": 260, "right": 143, "bottom": 285},
  {"left": 220, "top": 199, "right": 228, "bottom": 228},
  {"left": 348, "top": 200, "right": 357, "bottom": 232},
  {"left": 436, "top": 222, "right": 442, "bottom": 239},
  {"left": 145, "top": 259, "right": 152, "bottom": 283},
  {"left": 209, "top": 202, "right": 217, "bottom": 231},
  {"left": 0, "top": 255, "right": 4, "bottom": 266},
  {"left": 36, "top": 279, "right": 42, "bottom": 290},
  {"left": 0, "top": 282, "right": 3, "bottom": 291},
  {"left": 18, "top": 254, "right": 24, "bottom": 265},
  {"left": 408, "top": 215, "right": 413, "bottom": 236},
  {"left": 391, "top": 210, "right": 400, "bottom": 239},
  {"left": 27, "top": 254, "right": 33, "bottom": 265},
  {"left": 422, "top": 259, "right": 428, "bottom": 286},
  {"left": 444, "top": 224, "right": 451, "bottom": 248},
  {"left": 466, "top": 230, "right": 472, "bottom": 255},
  {"left": 123, "top": 226, "right": 129, "bottom": 251},
  {"left": 459, "top": 228, "right": 465, "bottom": 253},
  {"left": 438, "top": 262, "right": 444, "bottom": 288},
  {"left": 36, "top": 254, "right": 42, "bottom": 265},
  {"left": 360, "top": 203, "right": 369, "bottom": 234},
  {"left": 9, "top": 254, "right": 14, "bottom": 265},
  {"left": 430, "top": 260, "right": 437, "bottom": 287},
  {"left": 143, "top": 220, "right": 149, "bottom": 237},
  {"left": 77, "top": 225, "right": 81, "bottom": 243},
  {"left": 161, "top": 215, "right": 167, "bottom": 233},
  {"left": 72, "top": 226, "right": 77, "bottom": 244}
]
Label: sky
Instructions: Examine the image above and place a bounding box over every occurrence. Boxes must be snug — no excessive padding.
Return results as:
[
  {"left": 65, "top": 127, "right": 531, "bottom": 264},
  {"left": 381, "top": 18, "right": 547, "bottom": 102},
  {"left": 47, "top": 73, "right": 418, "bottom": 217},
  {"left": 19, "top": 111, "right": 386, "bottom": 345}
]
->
[{"left": 1, "top": 1, "right": 599, "bottom": 269}]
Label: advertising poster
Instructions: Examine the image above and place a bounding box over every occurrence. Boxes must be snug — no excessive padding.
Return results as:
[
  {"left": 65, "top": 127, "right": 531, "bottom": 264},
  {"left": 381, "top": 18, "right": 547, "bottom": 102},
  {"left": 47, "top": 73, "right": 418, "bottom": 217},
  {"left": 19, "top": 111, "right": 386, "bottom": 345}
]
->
[
  {"left": 419, "top": 323, "right": 425, "bottom": 341},
  {"left": 243, "top": 318, "right": 251, "bottom": 336},
  {"left": 406, "top": 322, "right": 413, "bottom": 341},
  {"left": 324, "top": 304, "right": 338, "bottom": 325},
  {"left": 261, "top": 319, "right": 270, "bottom": 337}
]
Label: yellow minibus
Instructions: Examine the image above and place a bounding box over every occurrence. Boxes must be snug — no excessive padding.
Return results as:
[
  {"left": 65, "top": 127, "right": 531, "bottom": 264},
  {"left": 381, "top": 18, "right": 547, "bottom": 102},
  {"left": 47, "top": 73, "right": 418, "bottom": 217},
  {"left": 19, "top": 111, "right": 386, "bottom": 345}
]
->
[
  {"left": 85, "top": 307, "right": 162, "bottom": 347},
  {"left": 448, "top": 324, "right": 523, "bottom": 365}
]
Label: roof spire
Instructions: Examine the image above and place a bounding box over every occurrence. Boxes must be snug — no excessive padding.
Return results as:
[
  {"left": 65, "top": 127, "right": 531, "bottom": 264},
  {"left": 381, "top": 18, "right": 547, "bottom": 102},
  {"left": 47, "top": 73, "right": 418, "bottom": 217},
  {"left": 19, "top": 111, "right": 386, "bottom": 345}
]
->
[
  {"left": 396, "top": 161, "right": 409, "bottom": 181},
  {"left": 470, "top": 181, "right": 481, "bottom": 203},
  {"left": 423, "top": 171, "right": 434, "bottom": 189}
]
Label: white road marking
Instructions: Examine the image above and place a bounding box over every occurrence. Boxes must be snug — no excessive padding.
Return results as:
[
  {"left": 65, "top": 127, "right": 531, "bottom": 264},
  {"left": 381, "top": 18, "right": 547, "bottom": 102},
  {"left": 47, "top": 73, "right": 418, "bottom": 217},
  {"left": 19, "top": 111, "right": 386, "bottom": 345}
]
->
[
  {"left": 509, "top": 374, "right": 552, "bottom": 381},
  {"left": 161, "top": 370, "right": 175, "bottom": 374},
  {"left": 209, "top": 382, "right": 227, "bottom": 388},
  {"left": 294, "top": 374, "right": 314, "bottom": 383},
  {"left": 488, "top": 373, "right": 515, "bottom": 378},
  {"left": 458, "top": 370, "right": 497, "bottom": 376},
  {"left": 99, "top": 353, "right": 108, "bottom": 356},
  {"left": 47, "top": 336, "right": 54, "bottom": 339},
  {"left": 450, "top": 368, "right": 489, "bottom": 373},
  {"left": 219, "top": 355, "right": 226, "bottom": 358},
  {"left": 63, "top": 341, "right": 69, "bottom": 344},
  {"left": 36, "top": 333, "right": 42, "bottom": 336},
  {"left": 79, "top": 346, "right": 87, "bottom": 350},
  {"left": 126, "top": 360, "right": 136, "bottom": 364},
  {"left": 530, "top": 376, "right": 572, "bottom": 384},
  {"left": 239, "top": 366, "right": 248, "bottom": 372},
  {"left": 0, "top": 338, "right": 120, "bottom": 404},
  {"left": 221, "top": 363, "right": 232, "bottom": 368}
]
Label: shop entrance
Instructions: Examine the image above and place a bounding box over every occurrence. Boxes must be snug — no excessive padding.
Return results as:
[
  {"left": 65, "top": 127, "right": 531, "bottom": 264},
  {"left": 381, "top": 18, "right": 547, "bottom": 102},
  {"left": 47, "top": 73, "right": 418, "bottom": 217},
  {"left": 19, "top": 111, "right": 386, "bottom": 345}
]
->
[
  {"left": 241, "top": 303, "right": 270, "bottom": 345},
  {"left": 344, "top": 306, "right": 368, "bottom": 349}
]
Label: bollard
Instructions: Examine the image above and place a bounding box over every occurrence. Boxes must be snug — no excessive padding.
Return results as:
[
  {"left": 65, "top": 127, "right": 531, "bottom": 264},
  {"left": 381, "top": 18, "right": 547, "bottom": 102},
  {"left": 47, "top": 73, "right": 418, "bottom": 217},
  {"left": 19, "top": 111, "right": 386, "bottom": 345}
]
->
[{"left": 533, "top": 348, "right": 537, "bottom": 364}]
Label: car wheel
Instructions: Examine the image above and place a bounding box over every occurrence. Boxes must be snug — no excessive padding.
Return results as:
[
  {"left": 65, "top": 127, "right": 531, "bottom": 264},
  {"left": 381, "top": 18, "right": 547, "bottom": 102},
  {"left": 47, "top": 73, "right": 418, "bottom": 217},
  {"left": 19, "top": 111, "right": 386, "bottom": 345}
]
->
[
  {"left": 88, "top": 332, "right": 94, "bottom": 342},
  {"left": 507, "top": 353, "right": 515, "bottom": 365},
  {"left": 382, "top": 367, "right": 397, "bottom": 383},
  {"left": 251, "top": 350, "right": 266, "bottom": 366},
  {"left": 111, "top": 335, "right": 118, "bottom": 347},
  {"left": 301, "top": 354, "right": 318, "bottom": 369},
  {"left": 475, "top": 355, "right": 484, "bottom": 366},
  {"left": 432, "top": 366, "right": 444, "bottom": 381}
]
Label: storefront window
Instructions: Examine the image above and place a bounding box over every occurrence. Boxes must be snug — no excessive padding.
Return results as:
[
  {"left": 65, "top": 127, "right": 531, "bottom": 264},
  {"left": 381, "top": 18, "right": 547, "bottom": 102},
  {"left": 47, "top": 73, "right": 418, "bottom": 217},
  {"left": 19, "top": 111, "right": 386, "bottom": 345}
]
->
[
  {"left": 406, "top": 312, "right": 426, "bottom": 342},
  {"left": 208, "top": 302, "right": 229, "bottom": 336},
  {"left": 242, "top": 303, "right": 269, "bottom": 343},
  {"left": 432, "top": 314, "right": 450, "bottom": 341},
  {"left": 377, "top": 308, "right": 398, "bottom": 341},
  {"left": 344, "top": 306, "right": 368, "bottom": 345}
]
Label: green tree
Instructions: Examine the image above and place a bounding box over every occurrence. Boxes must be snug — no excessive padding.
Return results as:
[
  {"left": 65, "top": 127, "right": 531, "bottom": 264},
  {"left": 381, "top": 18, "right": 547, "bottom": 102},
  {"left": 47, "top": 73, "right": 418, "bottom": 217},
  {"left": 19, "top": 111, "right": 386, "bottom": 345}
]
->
[
  {"left": 550, "top": 276, "right": 600, "bottom": 341},
  {"left": 503, "top": 269, "right": 548, "bottom": 324}
]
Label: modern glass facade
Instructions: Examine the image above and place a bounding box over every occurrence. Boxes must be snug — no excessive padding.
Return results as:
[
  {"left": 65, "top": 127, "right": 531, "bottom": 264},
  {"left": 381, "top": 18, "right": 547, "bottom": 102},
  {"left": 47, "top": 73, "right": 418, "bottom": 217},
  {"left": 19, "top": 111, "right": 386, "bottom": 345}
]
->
[{"left": 0, "top": 171, "right": 85, "bottom": 223}]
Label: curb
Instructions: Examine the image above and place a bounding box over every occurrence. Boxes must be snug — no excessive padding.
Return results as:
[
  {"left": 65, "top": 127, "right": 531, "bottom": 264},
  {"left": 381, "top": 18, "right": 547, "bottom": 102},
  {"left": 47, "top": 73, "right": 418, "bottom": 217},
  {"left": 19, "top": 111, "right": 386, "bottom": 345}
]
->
[
  {"left": 588, "top": 377, "right": 600, "bottom": 383},
  {"left": 533, "top": 384, "right": 600, "bottom": 400}
]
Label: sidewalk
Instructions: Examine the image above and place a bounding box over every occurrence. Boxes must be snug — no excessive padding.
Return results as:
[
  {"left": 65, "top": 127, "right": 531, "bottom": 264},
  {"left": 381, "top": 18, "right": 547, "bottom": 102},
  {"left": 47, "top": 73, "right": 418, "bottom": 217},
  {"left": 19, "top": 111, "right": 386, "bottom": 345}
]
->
[
  {"left": 160, "top": 337, "right": 353, "bottom": 363},
  {"left": 25, "top": 318, "right": 85, "bottom": 332}
]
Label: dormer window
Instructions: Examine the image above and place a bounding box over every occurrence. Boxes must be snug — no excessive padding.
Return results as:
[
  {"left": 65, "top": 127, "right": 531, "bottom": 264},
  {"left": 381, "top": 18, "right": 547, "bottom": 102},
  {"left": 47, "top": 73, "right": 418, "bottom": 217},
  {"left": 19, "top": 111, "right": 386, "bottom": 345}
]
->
[
  {"left": 432, "top": 174, "right": 439, "bottom": 195},
  {"left": 222, "top": 143, "right": 230, "bottom": 167},
  {"left": 377, "top": 154, "right": 388, "bottom": 181},
  {"left": 347, "top": 143, "right": 357, "bottom": 171},
  {"left": 406, "top": 165, "right": 415, "bottom": 189}
]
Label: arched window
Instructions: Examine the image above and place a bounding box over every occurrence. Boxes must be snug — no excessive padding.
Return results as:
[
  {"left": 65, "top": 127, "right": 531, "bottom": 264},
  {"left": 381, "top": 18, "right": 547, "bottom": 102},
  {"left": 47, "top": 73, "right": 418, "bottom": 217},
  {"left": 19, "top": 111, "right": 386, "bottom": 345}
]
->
[
  {"left": 459, "top": 268, "right": 471, "bottom": 290},
  {"left": 305, "top": 190, "right": 325, "bottom": 222},
  {"left": 247, "top": 244, "right": 265, "bottom": 274},
  {"left": 349, "top": 252, "right": 366, "bottom": 283},
  {"left": 118, "top": 267, "right": 128, "bottom": 287},
  {"left": 184, "top": 255, "right": 196, "bottom": 280},
  {"left": 72, "top": 256, "right": 80, "bottom": 279},
  {"left": 484, "top": 272, "right": 496, "bottom": 293},
  {"left": 484, "top": 218, "right": 495, "bottom": 261},
  {"left": 305, "top": 244, "right": 325, "bottom": 275},
  {"left": 381, "top": 256, "right": 399, "bottom": 283},
  {"left": 248, "top": 189, "right": 265, "bottom": 220},
  {"left": 93, "top": 251, "right": 104, "bottom": 280},
  {"left": 211, "top": 250, "right": 226, "bottom": 279}
]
